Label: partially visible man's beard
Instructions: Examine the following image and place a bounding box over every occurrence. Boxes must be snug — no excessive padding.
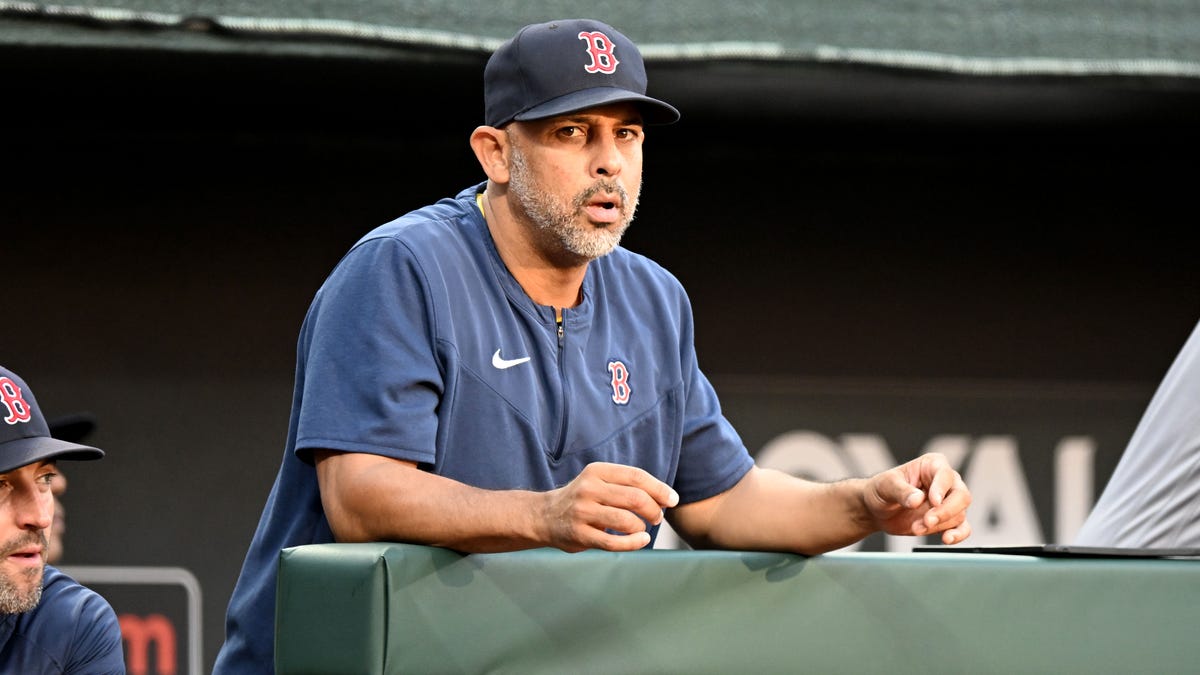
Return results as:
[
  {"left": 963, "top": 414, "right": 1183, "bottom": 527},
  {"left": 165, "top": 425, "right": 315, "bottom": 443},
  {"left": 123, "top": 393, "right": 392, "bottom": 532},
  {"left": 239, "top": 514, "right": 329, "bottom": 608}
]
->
[
  {"left": 508, "top": 144, "right": 640, "bottom": 261},
  {"left": 0, "top": 531, "right": 47, "bottom": 614}
]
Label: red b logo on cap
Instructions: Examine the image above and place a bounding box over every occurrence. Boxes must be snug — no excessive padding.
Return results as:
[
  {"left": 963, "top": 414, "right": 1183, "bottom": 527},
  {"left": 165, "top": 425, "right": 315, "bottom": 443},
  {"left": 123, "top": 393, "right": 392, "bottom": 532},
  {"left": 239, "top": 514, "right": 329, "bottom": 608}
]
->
[
  {"left": 578, "top": 31, "right": 620, "bottom": 74},
  {"left": 0, "top": 377, "right": 33, "bottom": 425}
]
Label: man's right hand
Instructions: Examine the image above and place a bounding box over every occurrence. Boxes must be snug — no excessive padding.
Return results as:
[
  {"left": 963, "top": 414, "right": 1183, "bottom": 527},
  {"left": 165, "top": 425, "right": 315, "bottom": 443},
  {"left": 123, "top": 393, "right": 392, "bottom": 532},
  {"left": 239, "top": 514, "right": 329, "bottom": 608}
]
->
[{"left": 542, "top": 462, "right": 679, "bottom": 552}]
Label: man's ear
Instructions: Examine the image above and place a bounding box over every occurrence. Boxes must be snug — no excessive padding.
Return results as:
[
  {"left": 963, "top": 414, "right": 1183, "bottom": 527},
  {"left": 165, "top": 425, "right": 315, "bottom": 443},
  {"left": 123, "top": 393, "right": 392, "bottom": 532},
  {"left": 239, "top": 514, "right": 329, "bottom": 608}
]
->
[{"left": 469, "top": 126, "right": 511, "bottom": 184}]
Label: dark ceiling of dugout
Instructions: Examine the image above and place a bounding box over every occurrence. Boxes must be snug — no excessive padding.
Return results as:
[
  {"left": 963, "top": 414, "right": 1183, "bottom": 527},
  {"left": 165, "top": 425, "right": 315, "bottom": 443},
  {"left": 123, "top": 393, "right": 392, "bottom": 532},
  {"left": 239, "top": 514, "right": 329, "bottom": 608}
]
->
[
  {"left": 5, "top": 0, "right": 1200, "bottom": 386},
  {"left": 3, "top": 0, "right": 1200, "bottom": 127}
]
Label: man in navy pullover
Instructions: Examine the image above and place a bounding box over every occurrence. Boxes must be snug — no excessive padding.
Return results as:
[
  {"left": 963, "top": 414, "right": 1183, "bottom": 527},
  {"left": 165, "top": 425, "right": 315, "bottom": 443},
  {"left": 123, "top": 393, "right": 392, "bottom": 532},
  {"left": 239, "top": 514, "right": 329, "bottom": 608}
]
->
[{"left": 216, "top": 19, "right": 974, "bottom": 673}]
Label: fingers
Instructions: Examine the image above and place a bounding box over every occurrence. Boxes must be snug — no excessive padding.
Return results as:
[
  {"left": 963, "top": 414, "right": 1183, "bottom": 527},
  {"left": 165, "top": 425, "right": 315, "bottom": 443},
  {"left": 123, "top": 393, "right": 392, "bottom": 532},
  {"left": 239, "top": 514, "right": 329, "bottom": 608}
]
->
[
  {"left": 577, "top": 462, "right": 678, "bottom": 528},
  {"left": 556, "top": 502, "right": 655, "bottom": 553},
  {"left": 867, "top": 453, "right": 973, "bottom": 544},
  {"left": 940, "top": 518, "right": 972, "bottom": 545},
  {"left": 587, "top": 462, "right": 680, "bottom": 509},
  {"left": 922, "top": 454, "right": 960, "bottom": 507},
  {"left": 921, "top": 462, "right": 971, "bottom": 530},
  {"left": 871, "top": 465, "right": 927, "bottom": 511},
  {"left": 907, "top": 454, "right": 972, "bottom": 542},
  {"left": 549, "top": 462, "right": 678, "bottom": 552}
]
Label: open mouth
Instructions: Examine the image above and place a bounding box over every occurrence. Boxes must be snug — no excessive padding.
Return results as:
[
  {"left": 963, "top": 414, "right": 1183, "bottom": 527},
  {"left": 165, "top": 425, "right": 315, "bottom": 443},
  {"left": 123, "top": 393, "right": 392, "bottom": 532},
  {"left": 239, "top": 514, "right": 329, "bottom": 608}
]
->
[
  {"left": 2, "top": 535, "right": 47, "bottom": 565},
  {"left": 583, "top": 192, "right": 623, "bottom": 221},
  {"left": 5, "top": 551, "right": 43, "bottom": 570},
  {"left": 576, "top": 181, "right": 628, "bottom": 226},
  {"left": 583, "top": 200, "right": 621, "bottom": 224},
  {"left": 589, "top": 194, "right": 620, "bottom": 209}
]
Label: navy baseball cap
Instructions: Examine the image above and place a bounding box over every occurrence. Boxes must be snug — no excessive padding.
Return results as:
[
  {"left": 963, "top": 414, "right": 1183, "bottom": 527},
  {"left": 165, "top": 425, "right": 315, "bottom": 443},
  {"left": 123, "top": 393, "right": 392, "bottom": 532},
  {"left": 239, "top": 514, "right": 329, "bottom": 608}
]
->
[
  {"left": 484, "top": 19, "right": 680, "bottom": 128},
  {"left": 0, "top": 366, "right": 103, "bottom": 474}
]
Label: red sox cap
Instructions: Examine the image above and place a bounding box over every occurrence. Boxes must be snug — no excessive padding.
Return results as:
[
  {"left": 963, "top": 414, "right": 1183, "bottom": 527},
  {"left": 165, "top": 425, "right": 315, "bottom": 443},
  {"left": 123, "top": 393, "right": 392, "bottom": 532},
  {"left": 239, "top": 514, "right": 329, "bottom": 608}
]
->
[
  {"left": 484, "top": 19, "right": 680, "bottom": 128},
  {"left": 0, "top": 366, "right": 103, "bottom": 474}
]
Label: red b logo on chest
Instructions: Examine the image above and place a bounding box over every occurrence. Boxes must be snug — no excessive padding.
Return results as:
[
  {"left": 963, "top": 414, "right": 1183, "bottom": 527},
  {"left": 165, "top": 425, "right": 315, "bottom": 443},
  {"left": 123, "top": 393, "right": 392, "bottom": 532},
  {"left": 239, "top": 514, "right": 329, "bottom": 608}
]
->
[
  {"left": 607, "top": 361, "right": 631, "bottom": 405},
  {"left": 578, "top": 31, "right": 620, "bottom": 74}
]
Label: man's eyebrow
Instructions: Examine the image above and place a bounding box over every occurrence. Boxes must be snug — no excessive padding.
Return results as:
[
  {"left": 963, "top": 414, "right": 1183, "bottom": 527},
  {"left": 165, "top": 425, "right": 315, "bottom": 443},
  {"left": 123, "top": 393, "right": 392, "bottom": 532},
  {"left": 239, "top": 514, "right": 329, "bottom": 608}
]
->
[{"left": 556, "top": 113, "right": 645, "bottom": 126}]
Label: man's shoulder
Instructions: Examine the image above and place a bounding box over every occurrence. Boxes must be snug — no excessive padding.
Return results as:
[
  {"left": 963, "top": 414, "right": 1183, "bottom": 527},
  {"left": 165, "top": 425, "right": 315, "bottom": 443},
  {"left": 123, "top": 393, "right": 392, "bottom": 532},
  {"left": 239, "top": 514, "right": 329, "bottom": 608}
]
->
[
  {"left": 357, "top": 184, "right": 483, "bottom": 253},
  {"left": 307, "top": 184, "right": 490, "bottom": 310},
  {"left": 0, "top": 567, "right": 123, "bottom": 674},
  {"left": 31, "top": 566, "right": 121, "bottom": 630},
  {"left": 41, "top": 566, "right": 111, "bottom": 601}
]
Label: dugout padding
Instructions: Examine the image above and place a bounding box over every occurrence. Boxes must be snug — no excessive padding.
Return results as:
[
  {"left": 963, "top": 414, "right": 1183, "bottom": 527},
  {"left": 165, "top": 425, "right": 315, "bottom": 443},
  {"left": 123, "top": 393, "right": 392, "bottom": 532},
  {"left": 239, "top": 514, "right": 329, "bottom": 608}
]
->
[{"left": 275, "top": 542, "right": 1200, "bottom": 673}]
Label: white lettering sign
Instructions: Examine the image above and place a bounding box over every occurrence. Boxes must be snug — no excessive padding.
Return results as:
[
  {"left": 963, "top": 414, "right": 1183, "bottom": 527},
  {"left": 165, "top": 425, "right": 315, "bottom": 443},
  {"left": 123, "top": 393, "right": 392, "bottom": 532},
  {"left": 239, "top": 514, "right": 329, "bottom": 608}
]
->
[{"left": 655, "top": 431, "right": 1096, "bottom": 551}]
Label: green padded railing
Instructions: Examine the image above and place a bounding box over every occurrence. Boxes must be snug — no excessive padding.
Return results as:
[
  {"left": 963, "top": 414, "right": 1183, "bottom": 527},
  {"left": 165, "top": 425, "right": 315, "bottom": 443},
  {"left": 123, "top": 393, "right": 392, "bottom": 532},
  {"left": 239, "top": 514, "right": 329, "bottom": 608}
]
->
[{"left": 276, "top": 543, "right": 1200, "bottom": 674}]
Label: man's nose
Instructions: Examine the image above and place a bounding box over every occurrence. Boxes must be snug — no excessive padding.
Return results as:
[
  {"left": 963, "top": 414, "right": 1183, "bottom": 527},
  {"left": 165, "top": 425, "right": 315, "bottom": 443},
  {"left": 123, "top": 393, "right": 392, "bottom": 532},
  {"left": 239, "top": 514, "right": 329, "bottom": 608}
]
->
[
  {"left": 591, "top": 137, "right": 623, "bottom": 178},
  {"left": 15, "top": 489, "right": 54, "bottom": 532}
]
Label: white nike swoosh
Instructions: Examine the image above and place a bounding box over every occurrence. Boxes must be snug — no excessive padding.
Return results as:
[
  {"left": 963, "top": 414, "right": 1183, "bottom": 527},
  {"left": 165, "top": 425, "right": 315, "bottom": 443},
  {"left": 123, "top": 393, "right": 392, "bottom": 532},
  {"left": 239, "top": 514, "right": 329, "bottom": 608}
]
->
[{"left": 492, "top": 349, "right": 531, "bottom": 370}]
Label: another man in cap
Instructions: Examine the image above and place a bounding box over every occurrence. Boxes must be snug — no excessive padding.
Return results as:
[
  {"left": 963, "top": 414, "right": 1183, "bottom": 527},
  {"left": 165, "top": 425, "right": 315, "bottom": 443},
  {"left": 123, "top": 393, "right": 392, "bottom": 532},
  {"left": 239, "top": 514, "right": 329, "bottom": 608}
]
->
[
  {"left": 0, "top": 366, "right": 125, "bottom": 674},
  {"left": 215, "top": 19, "right": 972, "bottom": 673},
  {"left": 46, "top": 413, "right": 96, "bottom": 564}
]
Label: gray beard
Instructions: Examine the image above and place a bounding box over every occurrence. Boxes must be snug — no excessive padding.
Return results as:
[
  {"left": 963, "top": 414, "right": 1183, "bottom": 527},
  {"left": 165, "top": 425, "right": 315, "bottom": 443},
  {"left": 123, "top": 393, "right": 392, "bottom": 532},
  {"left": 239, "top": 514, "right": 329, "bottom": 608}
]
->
[
  {"left": 0, "top": 565, "right": 44, "bottom": 614},
  {"left": 508, "top": 145, "right": 640, "bottom": 262},
  {"left": 0, "top": 532, "right": 47, "bottom": 614}
]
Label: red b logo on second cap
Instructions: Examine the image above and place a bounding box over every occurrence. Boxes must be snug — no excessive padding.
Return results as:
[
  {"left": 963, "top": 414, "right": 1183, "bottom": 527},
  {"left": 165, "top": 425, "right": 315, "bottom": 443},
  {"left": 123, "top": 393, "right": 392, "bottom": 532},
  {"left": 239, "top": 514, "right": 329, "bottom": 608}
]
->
[
  {"left": 578, "top": 31, "right": 620, "bottom": 74},
  {"left": 0, "top": 377, "right": 32, "bottom": 425}
]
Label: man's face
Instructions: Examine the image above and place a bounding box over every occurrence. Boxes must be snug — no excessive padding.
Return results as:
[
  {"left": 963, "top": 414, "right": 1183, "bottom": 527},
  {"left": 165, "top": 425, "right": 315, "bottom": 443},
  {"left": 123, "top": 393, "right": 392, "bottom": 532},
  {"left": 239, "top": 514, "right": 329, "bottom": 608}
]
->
[
  {"left": 505, "top": 103, "right": 644, "bottom": 263},
  {"left": 0, "top": 461, "right": 56, "bottom": 614}
]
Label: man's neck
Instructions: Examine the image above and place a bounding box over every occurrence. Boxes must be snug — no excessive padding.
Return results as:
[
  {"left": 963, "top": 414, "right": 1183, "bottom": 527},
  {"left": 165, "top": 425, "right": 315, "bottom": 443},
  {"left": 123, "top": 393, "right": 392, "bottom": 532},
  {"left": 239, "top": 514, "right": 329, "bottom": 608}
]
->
[{"left": 481, "top": 188, "right": 588, "bottom": 310}]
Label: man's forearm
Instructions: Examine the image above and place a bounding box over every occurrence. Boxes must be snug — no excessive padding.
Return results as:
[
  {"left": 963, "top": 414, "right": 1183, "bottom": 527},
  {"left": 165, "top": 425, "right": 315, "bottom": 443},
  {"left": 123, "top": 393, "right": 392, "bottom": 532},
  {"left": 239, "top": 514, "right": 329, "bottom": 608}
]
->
[
  {"left": 670, "top": 467, "right": 876, "bottom": 556},
  {"left": 316, "top": 450, "right": 550, "bottom": 553}
]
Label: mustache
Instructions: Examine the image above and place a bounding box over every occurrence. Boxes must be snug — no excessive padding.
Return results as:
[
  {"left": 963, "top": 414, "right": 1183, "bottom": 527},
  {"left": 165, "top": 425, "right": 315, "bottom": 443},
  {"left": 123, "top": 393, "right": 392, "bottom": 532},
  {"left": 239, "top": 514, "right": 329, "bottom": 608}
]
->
[
  {"left": 574, "top": 179, "right": 628, "bottom": 209},
  {"left": 0, "top": 531, "right": 48, "bottom": 558}
]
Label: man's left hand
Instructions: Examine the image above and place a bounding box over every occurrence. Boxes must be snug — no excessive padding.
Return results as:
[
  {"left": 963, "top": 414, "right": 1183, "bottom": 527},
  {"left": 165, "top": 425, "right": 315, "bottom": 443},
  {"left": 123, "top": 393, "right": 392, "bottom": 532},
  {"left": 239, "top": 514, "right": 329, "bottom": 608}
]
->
[{"left": 863, "top": 452, "right": 972, "bottom": 545}]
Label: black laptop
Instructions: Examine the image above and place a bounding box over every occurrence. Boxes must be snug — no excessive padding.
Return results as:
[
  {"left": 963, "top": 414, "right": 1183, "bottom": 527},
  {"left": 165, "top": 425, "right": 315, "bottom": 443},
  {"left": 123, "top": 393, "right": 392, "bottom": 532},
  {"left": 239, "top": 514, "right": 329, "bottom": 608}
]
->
[{"left": 912, "top": 544, "right": 1200, "bottom": 558}]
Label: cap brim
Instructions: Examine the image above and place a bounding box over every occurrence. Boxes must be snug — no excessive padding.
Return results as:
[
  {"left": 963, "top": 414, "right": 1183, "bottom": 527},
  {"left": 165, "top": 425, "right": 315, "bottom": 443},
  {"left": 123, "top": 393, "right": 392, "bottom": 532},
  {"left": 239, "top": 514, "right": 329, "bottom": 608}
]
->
[
  {"left": 513, "top": 86, "right": 680, "bottom": 126},
  {"left": 0, "top": 437, "right": 103, "bottom": 474}
]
